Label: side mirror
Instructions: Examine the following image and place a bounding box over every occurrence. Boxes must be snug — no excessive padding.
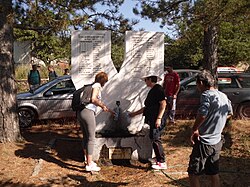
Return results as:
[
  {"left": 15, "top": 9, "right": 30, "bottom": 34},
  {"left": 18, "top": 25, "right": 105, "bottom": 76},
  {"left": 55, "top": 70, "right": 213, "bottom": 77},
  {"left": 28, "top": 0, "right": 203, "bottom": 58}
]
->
[{"left": 44, "top": 91, "right": 53, "bottom": 97}]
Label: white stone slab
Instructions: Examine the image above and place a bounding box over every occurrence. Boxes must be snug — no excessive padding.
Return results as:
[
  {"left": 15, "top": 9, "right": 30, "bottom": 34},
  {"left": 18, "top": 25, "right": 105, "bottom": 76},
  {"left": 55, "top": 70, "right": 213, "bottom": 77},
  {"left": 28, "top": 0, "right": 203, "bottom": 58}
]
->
[
  {"left": 71, "top": 30, "right": 117, "bottom": 89},
  {"left": 96, "top": 31, "right": 165, "bottom": 134}
]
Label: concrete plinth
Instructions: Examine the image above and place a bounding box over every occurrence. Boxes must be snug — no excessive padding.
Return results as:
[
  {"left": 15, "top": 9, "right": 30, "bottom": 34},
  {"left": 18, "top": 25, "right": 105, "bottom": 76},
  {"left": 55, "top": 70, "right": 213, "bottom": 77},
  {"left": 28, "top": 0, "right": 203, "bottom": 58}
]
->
[{"left": 93, "top": 127, "right": 153, "bottom": 161}]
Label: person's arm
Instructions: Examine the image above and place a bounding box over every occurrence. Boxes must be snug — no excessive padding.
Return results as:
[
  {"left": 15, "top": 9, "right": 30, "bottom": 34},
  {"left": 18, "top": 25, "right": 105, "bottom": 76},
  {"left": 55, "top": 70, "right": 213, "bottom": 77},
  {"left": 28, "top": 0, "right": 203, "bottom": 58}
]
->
[
  {"left": 91, "top": 87, "right": 110, "bottom": 112},
  {"left": 173, "top": 74, "right": 180, "bottom": 98},
  {"left": 190, "top": 114, "right": 206, "bottom": 144},
  {"left": 155, "top": 99, "right": 167, "bottom": 128},
  {"left": 129, "top": 107, "right": 145, "bottom": 118},
  {"left": 225, "top": 99, "right": 233, "bottom": 126},
  {"left": 174, "top": 83, "right": 180, "bottom": 99}
]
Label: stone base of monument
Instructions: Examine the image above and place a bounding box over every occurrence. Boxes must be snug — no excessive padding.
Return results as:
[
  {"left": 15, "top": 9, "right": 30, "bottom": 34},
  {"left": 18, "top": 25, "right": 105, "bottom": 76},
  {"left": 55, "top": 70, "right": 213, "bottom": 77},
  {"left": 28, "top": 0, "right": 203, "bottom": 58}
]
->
[{"left": 93, "top": 127, "right": 153, "bottom": 161}]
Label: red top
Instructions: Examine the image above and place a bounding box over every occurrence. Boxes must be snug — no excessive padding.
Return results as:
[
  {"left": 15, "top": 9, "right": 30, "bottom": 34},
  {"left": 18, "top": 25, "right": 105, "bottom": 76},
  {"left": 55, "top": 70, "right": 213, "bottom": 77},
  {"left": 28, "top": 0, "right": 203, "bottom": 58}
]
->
[{"left": 163, "top": 72, "right": 180, "bottom": 96}]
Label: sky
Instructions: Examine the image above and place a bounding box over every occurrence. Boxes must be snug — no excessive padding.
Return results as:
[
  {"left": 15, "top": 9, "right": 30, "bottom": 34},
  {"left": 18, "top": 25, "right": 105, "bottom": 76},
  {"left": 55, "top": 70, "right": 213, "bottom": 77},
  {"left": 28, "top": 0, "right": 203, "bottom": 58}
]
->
[
  {"left": 96, "top": 0, "right": 175, "bottom": 37},
  {"left": 120, "top": 0, "right": 166, "bottom": 33}
]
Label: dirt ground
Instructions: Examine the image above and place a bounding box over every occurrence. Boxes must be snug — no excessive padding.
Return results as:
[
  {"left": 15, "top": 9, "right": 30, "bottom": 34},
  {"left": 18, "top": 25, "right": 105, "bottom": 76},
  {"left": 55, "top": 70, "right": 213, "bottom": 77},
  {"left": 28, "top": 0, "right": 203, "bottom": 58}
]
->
[{"left": 0, "top": 119, "right": 249, "bottom": 187}]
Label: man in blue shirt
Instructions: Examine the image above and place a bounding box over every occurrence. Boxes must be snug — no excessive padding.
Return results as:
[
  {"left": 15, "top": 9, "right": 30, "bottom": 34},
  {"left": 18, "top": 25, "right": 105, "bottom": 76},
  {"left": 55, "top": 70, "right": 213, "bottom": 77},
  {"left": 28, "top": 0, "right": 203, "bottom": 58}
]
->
[{"left": 188, "top": 70, "right": 233, "bottom": 187}]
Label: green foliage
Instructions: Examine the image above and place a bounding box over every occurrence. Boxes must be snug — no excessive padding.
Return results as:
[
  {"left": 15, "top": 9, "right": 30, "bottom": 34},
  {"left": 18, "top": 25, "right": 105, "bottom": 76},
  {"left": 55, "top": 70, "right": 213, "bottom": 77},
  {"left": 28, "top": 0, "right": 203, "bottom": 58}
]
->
[
  {"left": 218, "top": 21, "right": 250, "bottom": 66},
  {"left": 111, "top": 32, "right": 125, "bottom": 69},
  {"left": 135, "top": 0, "right": 250, "bottom": 69},
  {"left": 112, "top": 44, "right": 125, "bottom": 70},
  {"left": 13, "top": 0, "right": 134, "bottom": 65}
]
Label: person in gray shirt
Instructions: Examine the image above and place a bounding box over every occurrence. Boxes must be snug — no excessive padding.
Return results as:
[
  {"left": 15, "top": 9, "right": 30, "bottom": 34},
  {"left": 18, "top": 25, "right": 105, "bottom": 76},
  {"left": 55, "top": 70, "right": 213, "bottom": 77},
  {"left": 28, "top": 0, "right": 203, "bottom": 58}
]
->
[{"left": 188, "top": 70, "right": 233, "bottom": 187}]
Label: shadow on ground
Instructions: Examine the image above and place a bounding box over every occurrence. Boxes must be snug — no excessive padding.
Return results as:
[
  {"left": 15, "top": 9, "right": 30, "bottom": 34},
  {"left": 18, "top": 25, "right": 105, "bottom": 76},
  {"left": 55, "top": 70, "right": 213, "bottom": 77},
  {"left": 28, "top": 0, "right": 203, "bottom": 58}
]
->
[{"left": 11, "top": 119, "right": 249, "bottom": 187}]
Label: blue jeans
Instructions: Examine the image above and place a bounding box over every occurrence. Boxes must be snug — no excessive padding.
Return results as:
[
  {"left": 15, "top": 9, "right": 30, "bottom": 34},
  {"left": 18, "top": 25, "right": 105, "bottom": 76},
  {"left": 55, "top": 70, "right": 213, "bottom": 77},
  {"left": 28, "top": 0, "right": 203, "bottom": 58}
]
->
[{"left": 148, "top": 112, "right": 167, "bottom": 163}]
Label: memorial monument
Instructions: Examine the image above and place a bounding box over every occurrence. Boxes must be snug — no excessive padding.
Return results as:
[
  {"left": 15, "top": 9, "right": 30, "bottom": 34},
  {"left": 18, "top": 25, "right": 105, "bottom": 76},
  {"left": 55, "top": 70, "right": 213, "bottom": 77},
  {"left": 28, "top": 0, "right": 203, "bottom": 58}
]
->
[{"left": 71, "top": 30, "right": 164, "bottom": 161}]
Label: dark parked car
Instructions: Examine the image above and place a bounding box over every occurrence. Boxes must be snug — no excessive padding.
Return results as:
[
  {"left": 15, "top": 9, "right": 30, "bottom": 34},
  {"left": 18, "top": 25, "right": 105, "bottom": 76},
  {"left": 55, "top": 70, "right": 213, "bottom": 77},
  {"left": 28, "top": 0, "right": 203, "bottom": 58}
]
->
[
  {"left": 176, "top": 73, "right": 250, "bottom": 120},
  {"left": 175, "top": 69, "right": 201, "bottom": 81},
  {"left": 17, "top": 75, "right": 76, "bottom": 127},
  {"left": 164, "top": 69, "right": 201, "bottom": 81}
]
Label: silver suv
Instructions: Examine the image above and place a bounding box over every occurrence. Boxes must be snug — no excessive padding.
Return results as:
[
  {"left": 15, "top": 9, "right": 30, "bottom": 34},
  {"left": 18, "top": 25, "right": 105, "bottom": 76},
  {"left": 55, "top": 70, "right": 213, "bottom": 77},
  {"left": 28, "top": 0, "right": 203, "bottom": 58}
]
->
[{"left": 17, "top": 75, "right": 76, "bottom": 127}]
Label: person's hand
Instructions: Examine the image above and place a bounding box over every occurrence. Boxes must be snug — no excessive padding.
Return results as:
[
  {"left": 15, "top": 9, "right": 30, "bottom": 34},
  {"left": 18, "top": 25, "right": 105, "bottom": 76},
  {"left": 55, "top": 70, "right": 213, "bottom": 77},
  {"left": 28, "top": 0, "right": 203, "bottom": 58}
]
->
[
  {"left": 108, "top": 109, "right": 115, "bottom": 116},
  {"left": 129, "top": 112, "right": 135, "bottom": 118},
  {"left": 190, "top": 130, "right": 200, "bottom": 145},
  {"left": 155, "top": 119, "right": 161, "bottom": 128},
  {"left": 173, "top": 94, "right": 177, "bottom": 99},
  {"left": 102, "top": 105, "right": 109, "bottom": 112}
]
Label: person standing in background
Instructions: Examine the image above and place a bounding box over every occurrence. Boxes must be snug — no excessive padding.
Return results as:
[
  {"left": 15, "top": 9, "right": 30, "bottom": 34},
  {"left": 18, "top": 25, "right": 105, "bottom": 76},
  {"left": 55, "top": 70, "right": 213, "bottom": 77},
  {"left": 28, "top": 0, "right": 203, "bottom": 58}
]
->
[
  {"left": 163, "top": 65, "right": 180, "bottom": 124},
  {"left": 48, "top": 65, "right": 58, "bottom": 81},
  {"left": 27, "top": 64, "right": 41, "bottom": 91},
  {"left": 63, "top": 68, "right": 70, "bottom": 75},
  {"left": 188, "top": 70, "right": 233, "bottom": 187}
]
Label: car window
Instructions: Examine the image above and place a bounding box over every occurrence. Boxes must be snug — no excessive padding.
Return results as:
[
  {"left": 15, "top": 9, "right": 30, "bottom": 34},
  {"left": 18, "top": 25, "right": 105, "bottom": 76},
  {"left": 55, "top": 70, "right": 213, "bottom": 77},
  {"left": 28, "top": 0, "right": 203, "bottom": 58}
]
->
[
  {"left": 218, "top": 77, "right": 238, "bottom": 89},
  {"left": 50, "top": 80, "right": 76, "bottom": 95},
  {"left": 178, "top": 72, "right": 189, "bottom": 81},
  {"left": 185, "top": 81, "right": 197, "bottom": 90},
  {"left": 238, "top": 77, "right": 250, "bottom": 88}
]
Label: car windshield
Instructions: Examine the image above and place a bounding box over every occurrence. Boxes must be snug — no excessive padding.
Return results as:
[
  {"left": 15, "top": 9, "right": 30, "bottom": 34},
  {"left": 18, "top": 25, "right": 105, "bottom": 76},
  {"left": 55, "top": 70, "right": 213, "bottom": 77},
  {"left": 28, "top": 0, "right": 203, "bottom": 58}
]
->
[
  {"left": 238, "top": 77, "right": 250, "bottom": 88},
  {"left": 30, "top": 76, "right": 71, "bottom": 94},
  {"left": 48, "top": 79, "right": 75, "bottom": 95},
  {"left": 28, "top": 83, "right": 46, "bottom": 93},
  {"left": 218, "top": 77, "right": 238, "bottom": 88}
]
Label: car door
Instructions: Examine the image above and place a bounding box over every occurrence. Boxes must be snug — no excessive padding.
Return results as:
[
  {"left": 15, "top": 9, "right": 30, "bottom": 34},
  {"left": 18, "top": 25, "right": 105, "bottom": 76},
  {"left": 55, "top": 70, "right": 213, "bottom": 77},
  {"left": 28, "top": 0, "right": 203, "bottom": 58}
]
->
[
  {"left": 39, "top": 79, "right": 76, "bottom": 119},
  {"left": 218, "top": 76, "right": 240, "bottom": 108},
  {"left": 176, "top": 78, "right": 201, "bottom": 118}
]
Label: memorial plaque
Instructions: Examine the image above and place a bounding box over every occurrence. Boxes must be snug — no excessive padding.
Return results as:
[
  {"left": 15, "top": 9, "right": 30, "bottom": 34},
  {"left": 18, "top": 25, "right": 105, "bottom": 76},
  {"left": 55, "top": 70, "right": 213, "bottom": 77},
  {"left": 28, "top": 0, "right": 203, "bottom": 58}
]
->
[
  {"left": 109, "top": 147, "right": 132, "bottom": 159},
  {"left": 71, "top": 30, "right": 117, "bottom": 89}
]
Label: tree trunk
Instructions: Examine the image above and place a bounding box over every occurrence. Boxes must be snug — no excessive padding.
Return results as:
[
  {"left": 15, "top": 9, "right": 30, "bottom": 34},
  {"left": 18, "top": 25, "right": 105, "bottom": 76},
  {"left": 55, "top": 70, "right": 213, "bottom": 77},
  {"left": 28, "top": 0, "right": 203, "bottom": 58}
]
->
[
  {"left": 203, "top": 24, "right": 218, "bottom": 76},
  {"left": 0, "top": 0, "right": 22, "bottom": 142}
]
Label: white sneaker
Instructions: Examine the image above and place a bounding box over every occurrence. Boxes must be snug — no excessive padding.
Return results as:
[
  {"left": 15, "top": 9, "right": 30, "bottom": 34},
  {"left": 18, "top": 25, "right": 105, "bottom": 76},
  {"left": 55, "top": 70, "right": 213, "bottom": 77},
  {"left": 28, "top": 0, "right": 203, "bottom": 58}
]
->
[
  {"left": 85, "top": 162, "right": 101, "bottom": 172},
  {"left": 148, "top": 157, "right": 157, "bottom": 165},
  {"left": 84, "top": 161, "right": 97, "bottom": 166},
  {"left": 151, "top": 162, "right": 167, "bottom": 170}
]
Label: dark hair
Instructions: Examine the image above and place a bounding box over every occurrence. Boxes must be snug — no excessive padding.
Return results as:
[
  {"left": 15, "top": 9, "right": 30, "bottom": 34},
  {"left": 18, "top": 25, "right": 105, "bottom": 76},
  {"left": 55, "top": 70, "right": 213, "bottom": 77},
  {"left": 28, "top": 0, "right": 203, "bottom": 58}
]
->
[
  {"left": 147, "top": 76, "right": 157, "bottom": 83},
  {"left": 196, "top": 70, "right": 215, "bottom": 87}
]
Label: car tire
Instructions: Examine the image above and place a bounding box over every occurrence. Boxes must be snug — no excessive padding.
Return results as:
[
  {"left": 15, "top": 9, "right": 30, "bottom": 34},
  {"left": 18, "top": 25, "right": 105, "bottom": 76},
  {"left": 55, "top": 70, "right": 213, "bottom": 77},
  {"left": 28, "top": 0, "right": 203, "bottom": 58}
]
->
[
  {"left": 18, "top": 107, "right": 36, "bottom": 128},
  {"left": 237, "top": 101, "right": 250, "bottom": 120}
]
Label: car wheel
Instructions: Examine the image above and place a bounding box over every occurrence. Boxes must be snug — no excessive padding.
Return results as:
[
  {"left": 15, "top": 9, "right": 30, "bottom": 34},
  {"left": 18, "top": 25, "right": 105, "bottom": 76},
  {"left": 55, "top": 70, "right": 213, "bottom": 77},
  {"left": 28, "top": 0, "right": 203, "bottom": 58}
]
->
[
  {"left": 18, "top": 108, "right": 36, "bottom": 128},
  {"left": 237, "top": 102, "right": 250, "bottom": 120}
]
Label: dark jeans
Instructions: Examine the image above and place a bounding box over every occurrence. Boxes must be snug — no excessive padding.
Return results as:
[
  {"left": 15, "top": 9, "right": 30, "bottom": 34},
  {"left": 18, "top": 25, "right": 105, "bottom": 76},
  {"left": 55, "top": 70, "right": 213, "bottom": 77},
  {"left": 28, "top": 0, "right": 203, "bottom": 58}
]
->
[
  {"left": 151, "top": 128, "right": 165, "bottom": 163},
  {"left": 149, "top": 113, "right": 167, "bottom": 163}
]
